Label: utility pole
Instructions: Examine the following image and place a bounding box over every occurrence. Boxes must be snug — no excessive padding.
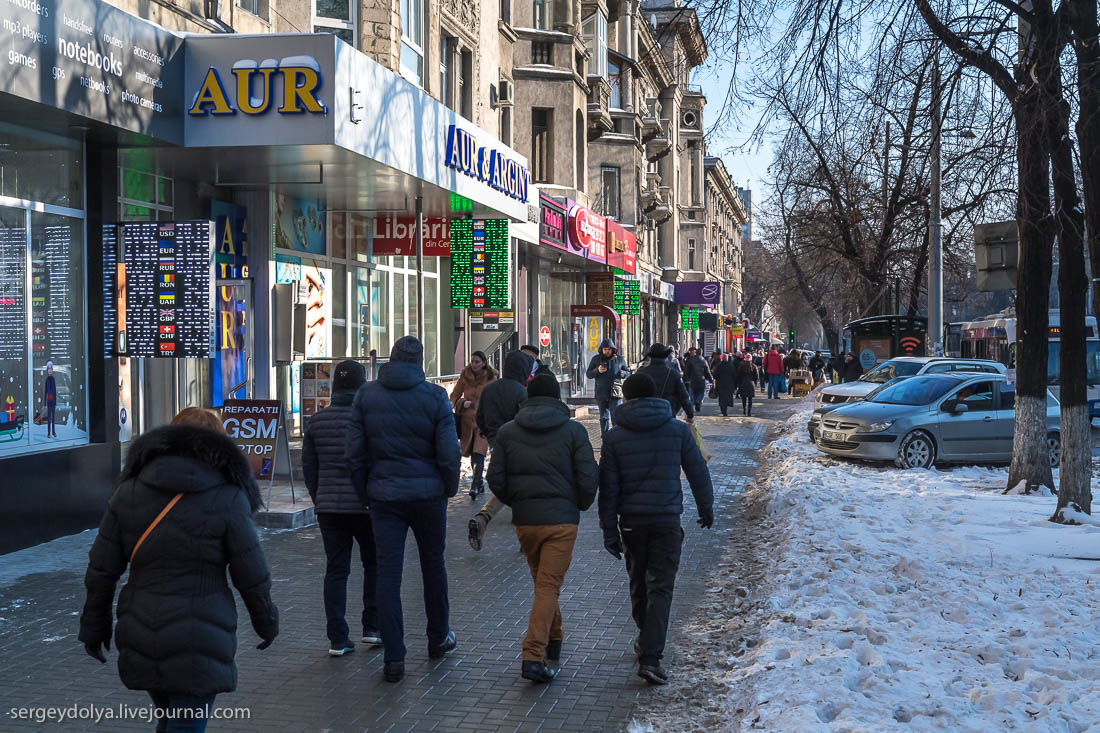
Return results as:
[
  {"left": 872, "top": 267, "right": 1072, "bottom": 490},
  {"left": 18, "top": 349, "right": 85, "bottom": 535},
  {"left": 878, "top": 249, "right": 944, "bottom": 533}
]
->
[
  {"left": 415, "top": 194, "right": 424, "bottom": 340},
  {"left": 928, "top": 54, "right": 944, "bottom": 355}
]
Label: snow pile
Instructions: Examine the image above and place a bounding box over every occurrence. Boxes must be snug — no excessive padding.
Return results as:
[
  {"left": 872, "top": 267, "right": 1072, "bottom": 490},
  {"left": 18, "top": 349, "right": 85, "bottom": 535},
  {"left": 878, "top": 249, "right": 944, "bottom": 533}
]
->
[{"left": 729, "top": 403, "right": 1100, "bottom": 730}]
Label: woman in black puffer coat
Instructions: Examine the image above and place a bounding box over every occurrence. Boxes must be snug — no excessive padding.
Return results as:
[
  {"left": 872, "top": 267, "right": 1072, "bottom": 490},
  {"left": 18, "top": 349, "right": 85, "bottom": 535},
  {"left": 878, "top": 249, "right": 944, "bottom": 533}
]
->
[{"left": 79, "top": 408, "right": 278, "bottom": 731}]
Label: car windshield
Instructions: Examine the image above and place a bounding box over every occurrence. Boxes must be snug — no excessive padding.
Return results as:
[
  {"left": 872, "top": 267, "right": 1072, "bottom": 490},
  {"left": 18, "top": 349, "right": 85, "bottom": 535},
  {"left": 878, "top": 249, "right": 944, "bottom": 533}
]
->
[
  {"left": 861, "top": 360, "right": 924, "bottom": 384},
  {"left": 868, "top": 376, "right": 960, "bottom": 405}
]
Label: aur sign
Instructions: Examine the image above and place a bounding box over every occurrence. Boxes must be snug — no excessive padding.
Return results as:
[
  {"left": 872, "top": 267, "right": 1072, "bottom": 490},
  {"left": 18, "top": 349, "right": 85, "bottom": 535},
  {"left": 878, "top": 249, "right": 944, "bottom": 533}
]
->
[
  {"left": 445, "top": 125, "right": 530, "bottom": 203},
  {"left": 187, "top": 60, "right": 327, "bottom": 116}
]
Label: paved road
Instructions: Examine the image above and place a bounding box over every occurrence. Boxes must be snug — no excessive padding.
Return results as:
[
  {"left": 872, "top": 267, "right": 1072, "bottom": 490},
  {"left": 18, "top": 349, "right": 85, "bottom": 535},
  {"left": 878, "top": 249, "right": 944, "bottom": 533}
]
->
[{"left": 0, "top": 397, "right": 797, "bottom": 733}]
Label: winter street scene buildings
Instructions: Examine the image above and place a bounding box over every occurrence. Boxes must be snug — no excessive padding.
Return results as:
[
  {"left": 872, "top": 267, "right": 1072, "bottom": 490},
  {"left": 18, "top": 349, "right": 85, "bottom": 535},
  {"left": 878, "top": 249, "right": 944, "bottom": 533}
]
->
[{"left": 1, "top": 0, "right": 1099, "bottom": 730}]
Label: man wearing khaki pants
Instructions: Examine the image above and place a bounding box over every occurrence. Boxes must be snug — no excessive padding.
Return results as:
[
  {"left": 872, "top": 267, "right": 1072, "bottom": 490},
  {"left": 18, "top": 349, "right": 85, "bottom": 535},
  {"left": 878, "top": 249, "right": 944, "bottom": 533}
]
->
[{"left": 487, "top": 374, "right": 598, "bottom": 682}]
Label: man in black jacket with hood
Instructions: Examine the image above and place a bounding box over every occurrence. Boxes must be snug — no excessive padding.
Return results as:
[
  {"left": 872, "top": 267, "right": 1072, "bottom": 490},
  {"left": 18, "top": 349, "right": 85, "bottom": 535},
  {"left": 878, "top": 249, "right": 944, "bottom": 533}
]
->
[
  {"left": 303, "top": 359, "right": 380, "bottom": 656},
  {"left": 488, "top": 374, "right": 598, "bottom": 683},
  {"left": 598, "top": 373, "right": 713, "bottom": 685},
  {"left": 635, "top": 343, "right": 694, "bottom": 421},
  {"left": 521, "top": 344, "right": 555, "bottom": 379},
  {"left": 468, "top": 349, "right": 535, "bottom": 551},
  {"left": 586, "top": 338, "right": 630, "bottom": 434}
]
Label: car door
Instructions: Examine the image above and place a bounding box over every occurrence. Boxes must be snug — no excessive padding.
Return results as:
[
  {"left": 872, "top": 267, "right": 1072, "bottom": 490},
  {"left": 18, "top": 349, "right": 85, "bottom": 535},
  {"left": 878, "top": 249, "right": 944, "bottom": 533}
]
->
[
  {"left": 990, "top": 383, "right": 1018, "bottom": 461},
  {"left": 937, "top": 380, "right": 998, "bottom": 460}
]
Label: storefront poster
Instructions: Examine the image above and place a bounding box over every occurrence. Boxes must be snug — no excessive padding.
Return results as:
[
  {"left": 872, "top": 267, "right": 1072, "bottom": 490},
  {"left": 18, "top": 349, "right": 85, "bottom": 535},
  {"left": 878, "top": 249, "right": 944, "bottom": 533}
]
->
[
  {"left": 371, "top": 216, "right": 450, "bottom": 256},
  {"left": 301, "top": 260, "right": 330, "bottom": 358},
  {"left": 606, "top": 220, "right": 637, "bottom": 274},
  {"left": 212, "top": 283, "right": 249, "bottom": 407},
  {"left": 210, "top": 201, "right": 248, "bottom": 279},
  {"left": 222, "top": 399, "right": 280, "bottom": 479},
  {"left": 275, "top": 254, "right": 301, "bottom": 284},
  {"left": 275, "top": 195, "right": 325, "bottom": 254}
]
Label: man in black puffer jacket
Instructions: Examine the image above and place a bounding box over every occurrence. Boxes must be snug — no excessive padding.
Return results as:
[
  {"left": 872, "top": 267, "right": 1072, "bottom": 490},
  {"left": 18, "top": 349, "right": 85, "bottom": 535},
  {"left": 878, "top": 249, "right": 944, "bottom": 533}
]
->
[
  {"left": 488, "top": 374, "right": 598, "bottom": 684},
  {"left": 469, "top": 349, "right": 535, "bottom": 550},
  {"left": 79, "top": 411, "right": 278, "bottom": 723},
  {"left": 585, "top": 338, "right": 631, "bottom": 434},
  {"left": 303, "top": 359, "right": 380, "bottom": 656},
  {"left": 635, "top": 343, "right": 694, "bottom": 421},
  {"left": 345, "top": 336, "right": 461, "bottom": 683},
  {"left": 598, "top": 373, "right": 713, "bottom": 686}
]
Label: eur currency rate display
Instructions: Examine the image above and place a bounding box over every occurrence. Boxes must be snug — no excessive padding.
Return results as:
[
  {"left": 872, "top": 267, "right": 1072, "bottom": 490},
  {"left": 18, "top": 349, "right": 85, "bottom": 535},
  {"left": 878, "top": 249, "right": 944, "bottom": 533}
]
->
[
  {"left": 450, "top": 219, "right": 510, "bottom": 310},
  {"left": 123, "top": 222, "right": 215, "bottom": 358}
]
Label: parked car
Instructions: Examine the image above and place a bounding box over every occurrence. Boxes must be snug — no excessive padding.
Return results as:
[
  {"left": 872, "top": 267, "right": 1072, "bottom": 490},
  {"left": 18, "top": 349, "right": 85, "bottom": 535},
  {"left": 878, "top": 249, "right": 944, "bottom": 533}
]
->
[
  {"left": 814, "top": 373, "right": 1060, "bottom": 469},
  {"left": 807, "top": 357, "right": 1006, "bottom": 441}
]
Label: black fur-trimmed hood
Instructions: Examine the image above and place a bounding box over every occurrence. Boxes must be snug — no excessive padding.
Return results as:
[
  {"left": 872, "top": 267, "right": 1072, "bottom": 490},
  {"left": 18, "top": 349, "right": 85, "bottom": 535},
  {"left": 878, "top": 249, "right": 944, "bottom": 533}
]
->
[{"left": 122, "top": 425, "right": 262, "bottom": 510}]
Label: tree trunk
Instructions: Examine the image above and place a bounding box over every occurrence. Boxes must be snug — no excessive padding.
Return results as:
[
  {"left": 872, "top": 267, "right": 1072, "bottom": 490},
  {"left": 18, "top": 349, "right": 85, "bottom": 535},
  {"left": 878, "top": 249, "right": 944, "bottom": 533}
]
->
[
  {"left": 1068, "top": 0, "right": 1100, "bottom": 333},
  {"left": 1007, "top": 92, "right": 1055, "bottom": 493},
  {"left": 1049, "top": 42, "right": 1092, "bottom": 519}
]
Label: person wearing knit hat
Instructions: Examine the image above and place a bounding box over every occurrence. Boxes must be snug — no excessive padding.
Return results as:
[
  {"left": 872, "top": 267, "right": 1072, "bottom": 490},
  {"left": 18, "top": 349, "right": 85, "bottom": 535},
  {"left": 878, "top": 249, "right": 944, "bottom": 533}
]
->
[
  {"left": 487, "top": 370, "right": 597, "bottom": 683},
  {"left": 345, "top": 336, "right": 461, "bottom": 682},
  {"left": 303, "top": 359, "right": 378, "bottom": 657},
  {"left": 635, "top": 344, "right": 694, "bottom": 421},
  {"left": 598, "top": 370, "right": 713, "bottom": 685}
]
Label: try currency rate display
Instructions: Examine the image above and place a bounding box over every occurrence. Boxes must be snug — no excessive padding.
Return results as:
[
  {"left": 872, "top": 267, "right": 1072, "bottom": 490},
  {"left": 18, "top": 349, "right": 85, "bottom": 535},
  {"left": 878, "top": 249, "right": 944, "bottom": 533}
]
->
[
  {"left": 450, "top": 219, "right": 510, "bottom": 310},
  {"left": 614, "top": 279, "right": 640, "bottom": 315},
  {"left": 123, "top": 221, "right": 216, "bottom": 357},
  {"left": 681, "top": 307, "right": 700, "bottom": 330}
]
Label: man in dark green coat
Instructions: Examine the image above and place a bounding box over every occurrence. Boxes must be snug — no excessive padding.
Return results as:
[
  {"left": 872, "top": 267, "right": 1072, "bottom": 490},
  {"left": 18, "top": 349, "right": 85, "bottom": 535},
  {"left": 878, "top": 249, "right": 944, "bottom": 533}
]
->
[{"left": 488, "top": 374, "right": 598, "bottom": 683}]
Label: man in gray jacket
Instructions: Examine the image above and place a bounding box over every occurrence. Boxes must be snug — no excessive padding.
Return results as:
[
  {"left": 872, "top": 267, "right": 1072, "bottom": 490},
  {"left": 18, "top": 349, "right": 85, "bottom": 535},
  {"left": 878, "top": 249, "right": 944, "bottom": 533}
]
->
[{"left": 302, "top": 360, "right": 379, "bottom": 657}]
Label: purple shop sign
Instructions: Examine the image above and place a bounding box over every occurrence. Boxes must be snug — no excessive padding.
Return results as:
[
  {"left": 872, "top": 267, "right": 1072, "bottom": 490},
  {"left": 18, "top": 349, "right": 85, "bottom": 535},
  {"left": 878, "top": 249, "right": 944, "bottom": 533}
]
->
[{"left": 673, "top": 281, "right": 721, "bottom": 306}]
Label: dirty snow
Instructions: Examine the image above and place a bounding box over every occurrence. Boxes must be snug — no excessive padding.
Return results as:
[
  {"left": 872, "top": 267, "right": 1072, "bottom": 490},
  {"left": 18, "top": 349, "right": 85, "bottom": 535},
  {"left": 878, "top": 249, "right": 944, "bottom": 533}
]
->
[{"left": 673, "top": 404, "right": 1098, "bottom": 731}]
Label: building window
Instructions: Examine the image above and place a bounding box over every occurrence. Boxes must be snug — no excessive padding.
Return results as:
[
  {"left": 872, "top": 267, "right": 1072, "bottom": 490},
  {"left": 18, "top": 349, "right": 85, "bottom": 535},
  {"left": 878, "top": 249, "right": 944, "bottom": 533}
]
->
[
  {"left": 500, "top": 107, "right": 512, "bottom": 147},
  {"left": 460, "top": 49, "right": 473, "bottom": 119},
  {"left": 688, "top": 238, "right": 697, "bottom": 270},
  {"left": 500, "top": 0, "right": 511, "bottom": 25},
  {"left": 401, "top": 0, "right": 425, "bottom": 85},
  {"left": 601, "top": 167, "right": 620, "bottom": 220},
  {"left": 314, "top": 0, "right": 354, "bottom": 46},
  {"left": 237, "top": 0, "right": 267, "bottom": 19},
  {"left": 532, "top": 42, "right": 553, "bottom": 65},
  {"left": 532, "top": 108, "right": 552, "bottom": 183},
  {"left": 608, "top": 58, "right": 622, "bottom": 108},
  {"left": 582, "top": 11, "right": 607, "bottom": 77},
  {"left": 533, "top": 0, "right": 553, "bottom": 30},
  {"left": 440, "top": 36, "right": 455, "bottom": 110},
  {"left": 575, "top": 110, "right": 585, "bottom": 190}
]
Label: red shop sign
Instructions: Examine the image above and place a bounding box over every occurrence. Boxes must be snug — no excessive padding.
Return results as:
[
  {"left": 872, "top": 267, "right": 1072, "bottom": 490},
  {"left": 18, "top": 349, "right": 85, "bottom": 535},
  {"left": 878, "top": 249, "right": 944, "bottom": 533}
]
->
[
  {"left": 567, "top": 204, "right": 607, "bottom": 262},
  {"left": 371, "top": 216, "right": 451, "bottom": 256},
  {"left": 606, "top": 220, "right": 637, "bottom": 275}
]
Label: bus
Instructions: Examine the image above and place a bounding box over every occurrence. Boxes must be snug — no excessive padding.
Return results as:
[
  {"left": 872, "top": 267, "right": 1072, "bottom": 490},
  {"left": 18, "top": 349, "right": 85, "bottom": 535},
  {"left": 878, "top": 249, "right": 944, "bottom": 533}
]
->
[
  {"left": 842, "top": 315, "right": 929, "bottom": 368},
  {"left": 958, "top": 309, "right": 1100, "bottom": 415}
]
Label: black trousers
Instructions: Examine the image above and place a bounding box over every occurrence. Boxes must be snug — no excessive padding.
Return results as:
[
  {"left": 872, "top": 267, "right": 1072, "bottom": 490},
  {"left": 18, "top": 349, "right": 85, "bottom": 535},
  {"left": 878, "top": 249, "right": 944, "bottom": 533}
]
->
[
  {"left": 741, "top": 394, "right": 753, "bottom": 415},
  {"left": 317, "top": 512, "right": 378, "bottom": 645},
  {"left": 621, "top": 524, "right": 683, "bottom": 667}
]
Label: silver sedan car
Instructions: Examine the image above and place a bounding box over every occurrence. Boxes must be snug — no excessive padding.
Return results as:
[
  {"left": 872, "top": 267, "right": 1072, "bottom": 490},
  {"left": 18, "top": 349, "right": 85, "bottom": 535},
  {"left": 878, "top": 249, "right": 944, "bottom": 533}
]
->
[{"left": 814, "top": 373, "right": 1061, "bottom": 468}]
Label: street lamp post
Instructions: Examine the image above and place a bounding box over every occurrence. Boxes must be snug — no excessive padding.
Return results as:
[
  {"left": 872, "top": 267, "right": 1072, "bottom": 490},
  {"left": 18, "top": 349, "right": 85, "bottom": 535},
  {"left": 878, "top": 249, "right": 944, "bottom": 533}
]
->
[{"left": 929, "top": 54, "right": 944, "bottom": 356}]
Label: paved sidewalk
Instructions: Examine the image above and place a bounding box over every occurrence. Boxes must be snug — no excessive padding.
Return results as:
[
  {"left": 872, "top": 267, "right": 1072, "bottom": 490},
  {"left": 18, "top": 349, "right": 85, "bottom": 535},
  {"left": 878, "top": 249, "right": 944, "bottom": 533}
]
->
[{"left": 0, "top": 397, "right": 800, "bottom": 732}]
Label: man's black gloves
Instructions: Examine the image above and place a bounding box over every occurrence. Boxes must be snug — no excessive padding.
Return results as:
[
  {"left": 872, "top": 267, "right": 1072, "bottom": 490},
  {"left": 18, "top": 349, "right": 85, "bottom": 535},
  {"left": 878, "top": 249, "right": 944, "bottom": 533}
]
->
[
  {"left": 697, "top": 509, "right": 714, "bottom": 529},
  {"left": 603, "top": 531, "right": 623, "bottom": 560},
  {"left": 85, "top": 638, "right": 109, "bottom": 663}
]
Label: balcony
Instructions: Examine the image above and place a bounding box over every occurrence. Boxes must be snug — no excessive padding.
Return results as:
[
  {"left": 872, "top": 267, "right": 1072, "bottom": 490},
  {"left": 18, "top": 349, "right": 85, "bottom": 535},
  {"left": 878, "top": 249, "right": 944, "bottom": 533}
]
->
[
  {"left": 586, "top": 75, "right": 613, "bottom": 139},
  {"left": 644, "top": 185, "right": 673, "bottom": 223},
  {"left": 645, "top": 119, "right": 672, "bottom": 161},
  {"left": 641, "top": 98, "right": 662, "bottom": 138}
]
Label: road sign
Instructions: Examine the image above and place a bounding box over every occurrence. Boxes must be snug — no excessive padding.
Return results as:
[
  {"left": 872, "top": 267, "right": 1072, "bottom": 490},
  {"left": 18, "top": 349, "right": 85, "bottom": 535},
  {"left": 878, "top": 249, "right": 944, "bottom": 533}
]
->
[{"left": 539, "top": 325, "right": 551, "bottom": 347}]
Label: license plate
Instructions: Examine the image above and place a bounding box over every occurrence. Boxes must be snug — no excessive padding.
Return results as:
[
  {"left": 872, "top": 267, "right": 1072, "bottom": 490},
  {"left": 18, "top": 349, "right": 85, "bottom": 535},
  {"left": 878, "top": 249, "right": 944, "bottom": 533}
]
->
[{"left": 822, "top": 430, "right": 847, "bottom": 442}]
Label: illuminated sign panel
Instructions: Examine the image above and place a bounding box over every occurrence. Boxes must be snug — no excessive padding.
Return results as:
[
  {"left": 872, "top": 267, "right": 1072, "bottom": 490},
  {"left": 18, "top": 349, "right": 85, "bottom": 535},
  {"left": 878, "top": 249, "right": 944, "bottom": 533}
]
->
[
  {"left": 450, "top": 219, "right": 510, "bottom": 310},
  {"left": 614, "top": 279, "right": 640, "bottom": 315},
  {"left": 123, "top": 222, "right": 215, "bottom": 357},
  {"left": 681, "top": 307, "right": 700, "bottom": 330},
  {"left": 445, "top": 125, "right": 530, "bottom": 203}
]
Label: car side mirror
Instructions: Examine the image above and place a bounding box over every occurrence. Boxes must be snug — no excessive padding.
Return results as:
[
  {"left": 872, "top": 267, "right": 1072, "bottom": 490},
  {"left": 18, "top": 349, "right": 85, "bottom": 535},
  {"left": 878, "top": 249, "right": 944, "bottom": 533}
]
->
[{"left": 952, "top": 402, "right": 969, "bottom": 414}]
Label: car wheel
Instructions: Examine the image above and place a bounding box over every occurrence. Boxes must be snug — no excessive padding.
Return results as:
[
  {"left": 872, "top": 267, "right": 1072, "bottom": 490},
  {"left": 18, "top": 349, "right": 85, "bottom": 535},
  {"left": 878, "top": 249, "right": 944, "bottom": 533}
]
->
[
  {"left": 1047, "top": 433, "right": 1062, "bottom": 468},
  {"left": 896, "top": 430, "right": 936, "bottom": 469}
]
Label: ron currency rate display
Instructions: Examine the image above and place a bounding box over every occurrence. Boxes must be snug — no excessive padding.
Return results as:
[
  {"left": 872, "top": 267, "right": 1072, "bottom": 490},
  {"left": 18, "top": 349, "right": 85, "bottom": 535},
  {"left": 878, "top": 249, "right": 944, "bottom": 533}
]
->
[
  {"left": 614, "top": 278, "right": 640, "bottom": 315},
  {"left": 123, "top": 222, "right": 216, "bottom": 358},
  {"left": 681, "top": 307, "right": 699, "bottom": 330},
  {"left": 450, "top": 219, "right": 510, "bottom": 310}
]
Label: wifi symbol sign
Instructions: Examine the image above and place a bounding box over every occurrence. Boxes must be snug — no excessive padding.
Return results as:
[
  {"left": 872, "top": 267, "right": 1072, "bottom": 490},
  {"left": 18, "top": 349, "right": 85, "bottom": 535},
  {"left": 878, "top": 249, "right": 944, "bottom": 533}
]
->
[{"left": 899, "top": 336, "right": 921, "bottom": 353}]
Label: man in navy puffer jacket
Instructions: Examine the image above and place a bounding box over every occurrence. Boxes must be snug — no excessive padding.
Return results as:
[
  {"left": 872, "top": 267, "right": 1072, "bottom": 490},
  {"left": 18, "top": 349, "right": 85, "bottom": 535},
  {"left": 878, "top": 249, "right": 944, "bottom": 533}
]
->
[
  {"left": 345, "top": 336, "right": 461, "bottom": 682},
  {"left": 598, "top": 372, "right": 713, "bottom": 686}
]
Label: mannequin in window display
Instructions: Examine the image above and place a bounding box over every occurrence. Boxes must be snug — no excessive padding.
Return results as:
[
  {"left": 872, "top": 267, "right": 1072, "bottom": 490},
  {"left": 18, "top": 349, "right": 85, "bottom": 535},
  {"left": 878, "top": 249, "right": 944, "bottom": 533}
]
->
[{"left": 44, "top": 361, "right": 56, "bottom": 437}]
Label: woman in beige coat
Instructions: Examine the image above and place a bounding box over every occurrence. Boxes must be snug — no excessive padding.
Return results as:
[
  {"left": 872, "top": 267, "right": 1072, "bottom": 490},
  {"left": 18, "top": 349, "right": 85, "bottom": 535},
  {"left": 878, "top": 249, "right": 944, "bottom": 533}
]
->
[{"left": 450, "top": 351, "right": 497, "bottom": 499}]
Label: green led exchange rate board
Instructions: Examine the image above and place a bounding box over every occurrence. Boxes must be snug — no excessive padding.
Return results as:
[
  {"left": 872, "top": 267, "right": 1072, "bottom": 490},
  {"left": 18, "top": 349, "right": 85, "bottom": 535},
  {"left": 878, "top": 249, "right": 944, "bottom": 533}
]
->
[
  {"left": 450, "top": 219, "right": 510, "bottom": 310},
  {"left": 614, "top": 278, "right": 640, "bottom": 315}
]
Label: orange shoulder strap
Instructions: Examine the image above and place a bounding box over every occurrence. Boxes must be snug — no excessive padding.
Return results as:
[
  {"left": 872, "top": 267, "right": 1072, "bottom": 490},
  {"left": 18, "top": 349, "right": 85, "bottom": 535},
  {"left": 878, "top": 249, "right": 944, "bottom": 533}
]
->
[{"left": 129, "top": 493, "right": 184, "bottom": 564}]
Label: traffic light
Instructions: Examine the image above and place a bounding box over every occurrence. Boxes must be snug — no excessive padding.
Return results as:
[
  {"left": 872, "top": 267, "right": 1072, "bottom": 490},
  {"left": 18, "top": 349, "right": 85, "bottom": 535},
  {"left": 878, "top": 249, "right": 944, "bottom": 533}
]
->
[{"left": 788, "top": 330, "right": 796, "bottom": 346}]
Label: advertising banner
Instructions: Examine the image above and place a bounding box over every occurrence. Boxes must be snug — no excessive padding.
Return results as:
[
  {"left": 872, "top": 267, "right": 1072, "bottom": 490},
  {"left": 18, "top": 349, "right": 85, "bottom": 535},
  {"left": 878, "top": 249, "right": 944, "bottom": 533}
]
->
[
  {"left": 371, "top": 216, "right": 450, "bottom": 256},
  {"left": 673, "top": 281, "right": 721, "bottom": 306},
  {"left": 606, "top": 220, "right": 637, "bottom": 274},
  {"left": 565, "top": 203, "right": 607, "bottom": 263},
  {"left": 222, "top": 399, "right": 281, "bottom": 479}
]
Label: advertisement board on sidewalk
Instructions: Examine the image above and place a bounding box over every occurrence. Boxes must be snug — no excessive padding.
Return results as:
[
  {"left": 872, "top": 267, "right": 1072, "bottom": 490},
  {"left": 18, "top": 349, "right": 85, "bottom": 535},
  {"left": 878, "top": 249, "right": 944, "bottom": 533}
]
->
[{"left": 222, "top": 399, "right": 281, "bottom": 479}]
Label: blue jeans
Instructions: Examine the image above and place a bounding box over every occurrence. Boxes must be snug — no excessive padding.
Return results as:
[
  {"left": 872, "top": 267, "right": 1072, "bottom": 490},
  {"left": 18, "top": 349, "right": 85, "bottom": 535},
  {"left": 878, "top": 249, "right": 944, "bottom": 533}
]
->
[
  {"left": 370, "top": 498, "right": 450, "bottom": 663},
  {"left": 598, "top": 398, "right": 620, "bottom": 434},
  {"left": 149, "top": 692, "right": 215, "bottom": 733},
  {"left": 768, "top": 374, "right": 783, "bottom": 399},
  {"left": 692, "top": 389, "right": 706, "bottom": 412},
  {"left": 317, "top": 512, "right": 378, "bottom": 645}
]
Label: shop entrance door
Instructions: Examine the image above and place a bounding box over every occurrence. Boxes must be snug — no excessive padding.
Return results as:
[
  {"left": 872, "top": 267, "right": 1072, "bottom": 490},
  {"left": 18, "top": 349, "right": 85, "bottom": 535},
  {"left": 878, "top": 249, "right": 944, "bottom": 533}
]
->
[{"left": 576, "top": 316, "right": 606, "bottom": 399}]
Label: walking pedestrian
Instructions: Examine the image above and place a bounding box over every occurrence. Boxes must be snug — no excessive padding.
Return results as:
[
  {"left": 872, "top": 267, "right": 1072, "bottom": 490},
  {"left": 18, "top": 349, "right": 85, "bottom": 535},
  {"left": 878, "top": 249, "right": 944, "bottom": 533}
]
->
[
  {"left": 303, "top": 359, "right": 380, "bottom": 656},
  {"left": 736, "top": 354, "right": 758, "bottom": 416},
  {"left": 487, "top": 374, "right": 598, "bottom": 683},
  {"left": 586, "top": 338, "right": 630, "bottom": 434},
  {"left": 636, "top": 343, "right": 694, "bottom": 421},
  {"left": 711, "top": 353, "right": 738, "bottom": 417},
  {"left": 754, "top": 349, "right": 766, "bottom": 391},
  {"left": 683, "top": 347, "right": 713, "bottom": 413},
  {"left": 764, "top": 345, "right": 785, "bottom": 399},
  {"left": 520, "top": 344, "right": 554, "bottom": 379},
  {"left": 80, "top": 407, "right": 278, "bottom": 732},
  {"left": 809, "top": 351, "right": 826, "bottom": 385},
  {"left": 598, "top": 373, "right": 713, "bottom": 685},
  {"left": 450, "top": 351, "right": 497, "bottom": 499},
  {"left": 345, "top": 336, "right": 461, "bottom": 683},
  {"left": 469, "top": 349, "right": 535, "bottom": 550},
  {"left": 840, "top": 352, "right": 864, "bottom": 383}
]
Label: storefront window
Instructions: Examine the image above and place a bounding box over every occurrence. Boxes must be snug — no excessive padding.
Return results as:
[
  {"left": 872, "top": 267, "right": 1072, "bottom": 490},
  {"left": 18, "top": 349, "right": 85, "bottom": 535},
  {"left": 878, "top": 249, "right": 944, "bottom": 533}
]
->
[
  {"left": 424, "top": 276, "right": 438, "bottom": 377},
  {"left": 0, "top": 124, "right": 82, "bottom": 209},
  {"left": 370, "top": 267, "right": 390, "bottom": 354}
]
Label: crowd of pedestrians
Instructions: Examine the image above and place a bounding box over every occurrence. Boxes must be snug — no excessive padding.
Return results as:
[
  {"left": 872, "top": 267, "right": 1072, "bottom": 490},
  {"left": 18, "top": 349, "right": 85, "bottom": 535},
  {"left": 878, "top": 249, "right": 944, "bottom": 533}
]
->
[{"left": 76, "top": 336, "right": 725, "bottom": 730}]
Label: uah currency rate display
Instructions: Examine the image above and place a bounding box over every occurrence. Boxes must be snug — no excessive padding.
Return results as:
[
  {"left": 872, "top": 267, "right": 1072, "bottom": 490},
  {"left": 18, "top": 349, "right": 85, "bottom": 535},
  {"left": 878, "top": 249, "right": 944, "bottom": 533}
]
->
[
  {"left": 614, "top": 279, "right": 640, "bottom": 315},
  {"left": 681, "top": 307, "right": 700, "bottom": 330},
  {"left": 450, "top": 219, "right": 510, "bottom": 310},
  {"left": 123, "top": 222, "right": 216, "bottom": 357}
]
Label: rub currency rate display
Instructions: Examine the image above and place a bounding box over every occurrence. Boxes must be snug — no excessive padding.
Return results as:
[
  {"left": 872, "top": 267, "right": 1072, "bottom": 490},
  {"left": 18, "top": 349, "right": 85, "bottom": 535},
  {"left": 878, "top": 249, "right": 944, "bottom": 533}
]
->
[
  {"left": 123, "top": 222, "right": 215, "bottom": 358},
  {"left": 450, "top": 219, "right": 510, "bottom": 310}
]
